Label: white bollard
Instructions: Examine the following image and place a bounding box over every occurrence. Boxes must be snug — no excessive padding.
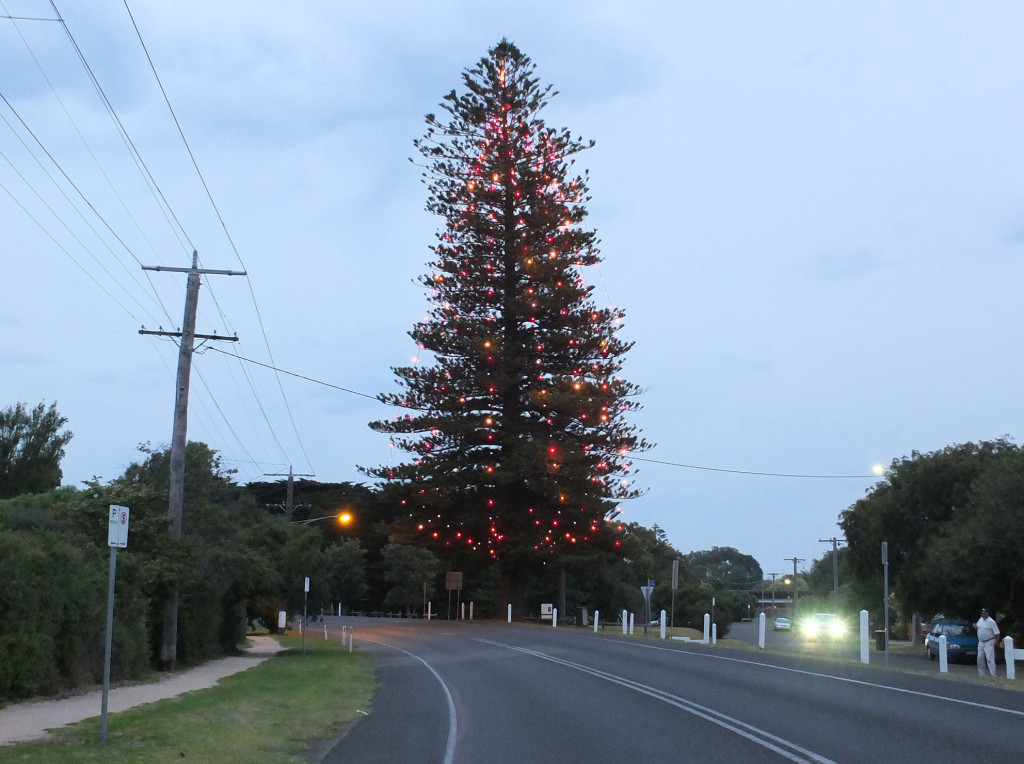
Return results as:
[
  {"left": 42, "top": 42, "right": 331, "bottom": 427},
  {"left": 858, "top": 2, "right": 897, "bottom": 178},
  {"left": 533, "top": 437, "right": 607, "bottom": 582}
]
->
[
  {"left": 703, "top": 613, "right": 710, "bottom": 643},
  {"left": 622, "top": 610, "right": 628, "bottom": 635},
  {"left": 324, "top": 623, "right": 328, "bottom": 640},
  {"left": 1005, "top": 637, "right": 1016, "bottom": 680},
  {"left": 660, "top": 610, "right": 666, "bottom": 639},
  {"left": 860, "top": 610, "right": 869, "bottom": 663},
  {"left": 507, "top": 604, "right": 512, "bottom": 623},
  {"left": 939, "top": 634, "right": 948, "bottom": 672},
  {"left": 594, "top": 610, "right": 600, "bottom": 633},
  {"left": 629, "top": 612, "right": 635, "bottom": 635},
  {"left": 552, "top": 607, "right": 558, "bottom": 627},
  {"left": 712, "top": 623, "right": 717, "bottom": 644},
  {"left": 758, "top": 612, "right": 766, "bottom": 649},
  {"left": 470, "top": 602, "right": 474, "bottom": 621},
  {"left": 461, "top": 603, "right": 465, "bottom": 620}
]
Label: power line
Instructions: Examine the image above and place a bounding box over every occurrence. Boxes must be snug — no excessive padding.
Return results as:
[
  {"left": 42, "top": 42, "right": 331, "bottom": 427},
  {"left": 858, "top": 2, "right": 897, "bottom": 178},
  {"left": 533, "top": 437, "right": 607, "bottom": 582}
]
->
[{"left": 208, "top": 346, "right": 880, "bottom": 480}]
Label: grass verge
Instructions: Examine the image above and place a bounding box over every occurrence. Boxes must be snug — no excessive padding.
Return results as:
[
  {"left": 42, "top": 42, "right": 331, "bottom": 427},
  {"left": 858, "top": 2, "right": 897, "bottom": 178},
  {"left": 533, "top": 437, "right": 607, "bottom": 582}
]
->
[{"left": 0, "top": 636, "right": 374, "bottom": 763}]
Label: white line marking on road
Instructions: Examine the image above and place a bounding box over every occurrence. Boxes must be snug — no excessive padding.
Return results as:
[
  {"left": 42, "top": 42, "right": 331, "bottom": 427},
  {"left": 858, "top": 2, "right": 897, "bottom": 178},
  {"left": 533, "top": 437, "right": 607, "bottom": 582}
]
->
[
  {"left": 477, "top": 638, "right": 834, "bottom": 764},
  {"left": 603, "top": 639, "right": 1024, "bottom": 718},
  {"left": 365, "top": 639, "right": 458, "bottom": 764}
]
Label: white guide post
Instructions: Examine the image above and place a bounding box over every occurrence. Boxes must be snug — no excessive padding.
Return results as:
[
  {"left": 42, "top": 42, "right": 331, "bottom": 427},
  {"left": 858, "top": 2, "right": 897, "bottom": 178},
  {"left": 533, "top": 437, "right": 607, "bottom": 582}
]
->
[
  {"left": 859, "top": 610, "right": 869, "bottom": 664},
  {"left": 660, "top": 610, "right": 666, "bottom": 639},
  {"left": 594, "top": 610, "right": 599, "bottom": 633},
  {"left": 758, "top": 612, "right": 766, "bottom": 649},
  {"left": 622, "top": 610, "right": 627, "bottom": 635}
]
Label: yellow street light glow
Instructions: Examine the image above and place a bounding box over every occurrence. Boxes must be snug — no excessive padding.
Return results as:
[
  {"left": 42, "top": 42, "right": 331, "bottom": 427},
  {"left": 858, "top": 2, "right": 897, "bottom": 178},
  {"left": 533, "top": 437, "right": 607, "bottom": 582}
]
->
[{"left": 338, "top": 512, "right": 353, "bottom": 526}]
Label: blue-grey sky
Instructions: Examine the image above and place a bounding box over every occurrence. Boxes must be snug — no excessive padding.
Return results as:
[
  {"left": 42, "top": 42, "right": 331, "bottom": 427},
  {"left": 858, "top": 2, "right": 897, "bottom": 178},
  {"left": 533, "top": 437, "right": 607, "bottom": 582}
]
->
[{"left": 3, "top": 1, "right": 1022, "bottom": 577}]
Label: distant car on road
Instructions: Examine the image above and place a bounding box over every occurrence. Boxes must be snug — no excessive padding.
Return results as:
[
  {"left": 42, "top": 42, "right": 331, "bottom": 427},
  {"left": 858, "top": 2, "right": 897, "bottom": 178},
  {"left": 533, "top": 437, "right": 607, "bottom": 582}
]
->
[
  {"left": 772, "top": 617, "right": 791, "bottom": 631},
  {"left": 925, "top": 620, "right": 978, "bottom": 663},
  {"left": 800, "top": 613, "right": 846, "bottom": 640}
]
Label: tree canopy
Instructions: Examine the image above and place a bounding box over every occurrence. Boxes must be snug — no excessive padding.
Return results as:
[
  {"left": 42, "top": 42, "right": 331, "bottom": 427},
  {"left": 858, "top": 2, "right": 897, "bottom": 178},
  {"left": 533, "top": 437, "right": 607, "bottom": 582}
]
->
[
  {"left": 840, "top": 439, "right": 1024, "bottom": 628},
  {"left": 0, "top": 401, "right": 72, "bottom": 499},
  {"left": 365, "top": 41, "right": 648, "bottom": 614}
]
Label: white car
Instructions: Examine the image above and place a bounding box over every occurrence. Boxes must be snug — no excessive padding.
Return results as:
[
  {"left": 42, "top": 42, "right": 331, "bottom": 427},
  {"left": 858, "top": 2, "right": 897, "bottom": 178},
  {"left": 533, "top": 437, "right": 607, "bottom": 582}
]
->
[{"left": 772, "top": 617, "right": 791, "bottom": 631}]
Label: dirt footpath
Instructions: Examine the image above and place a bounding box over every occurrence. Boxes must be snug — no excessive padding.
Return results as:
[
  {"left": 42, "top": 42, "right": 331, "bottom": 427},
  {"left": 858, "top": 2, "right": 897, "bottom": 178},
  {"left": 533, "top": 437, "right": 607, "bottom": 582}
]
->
[{"left": 0, "top": 636, "right": 283, "bottom": 745}]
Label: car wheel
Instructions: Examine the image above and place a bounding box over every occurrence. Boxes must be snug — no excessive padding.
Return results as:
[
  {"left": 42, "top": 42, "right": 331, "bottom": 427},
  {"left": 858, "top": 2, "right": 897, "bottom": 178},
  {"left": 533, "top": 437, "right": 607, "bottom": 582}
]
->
[{"left": 928, "top": 650, "right": 936, "bottom": 661}]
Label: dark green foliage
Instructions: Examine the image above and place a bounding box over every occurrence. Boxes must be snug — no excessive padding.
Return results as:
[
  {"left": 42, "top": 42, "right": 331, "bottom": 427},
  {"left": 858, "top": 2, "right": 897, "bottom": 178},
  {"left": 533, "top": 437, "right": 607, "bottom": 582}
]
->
[
  {"left": 382, "top": 543, "right": 440, "bottom": 614},
  {"left": 840, "top": 439, "right": 1024, "bottom": 629},
  {"left": 0, "top": 401, "right": 73, "bottom": 499},
  {"left": 0, "top": 494, "right": 149, "bottom": 700},
  {"left": 326, "top": 539, "right": 369, "bottom": 613},
  {"left": 684, "top": 546, "right": 763, "bottom": 587},
  {"left": 365, "top": 41, "right": 648, "bottom": 614}
]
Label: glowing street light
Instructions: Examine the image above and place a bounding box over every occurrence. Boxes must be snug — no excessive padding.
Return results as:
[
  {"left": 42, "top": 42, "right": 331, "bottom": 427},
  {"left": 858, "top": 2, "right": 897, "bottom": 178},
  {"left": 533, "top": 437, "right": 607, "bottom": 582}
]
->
[{"left": 291, "top": 511, "right": 355, "bottom": 527}]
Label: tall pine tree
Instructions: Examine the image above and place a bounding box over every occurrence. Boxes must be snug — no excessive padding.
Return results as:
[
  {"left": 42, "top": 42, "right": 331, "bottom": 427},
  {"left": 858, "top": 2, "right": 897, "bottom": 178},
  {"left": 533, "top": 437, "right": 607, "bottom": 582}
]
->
[{"left": 367, "top": 41, "right": 648, "bottom": 615}]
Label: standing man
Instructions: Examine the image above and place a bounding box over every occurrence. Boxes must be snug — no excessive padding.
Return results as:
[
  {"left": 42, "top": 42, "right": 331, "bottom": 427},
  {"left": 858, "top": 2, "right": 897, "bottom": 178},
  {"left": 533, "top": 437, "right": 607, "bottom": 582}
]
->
[{"left": 974, "top": 607, "right": 1000, "bottom": 676}]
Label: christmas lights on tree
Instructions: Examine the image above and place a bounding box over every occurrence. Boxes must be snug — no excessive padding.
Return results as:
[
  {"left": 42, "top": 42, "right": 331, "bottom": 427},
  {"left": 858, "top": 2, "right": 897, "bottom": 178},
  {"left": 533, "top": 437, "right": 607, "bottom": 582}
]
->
[{"left": 366, "top": 40, "right": 648, "bottom": 610}]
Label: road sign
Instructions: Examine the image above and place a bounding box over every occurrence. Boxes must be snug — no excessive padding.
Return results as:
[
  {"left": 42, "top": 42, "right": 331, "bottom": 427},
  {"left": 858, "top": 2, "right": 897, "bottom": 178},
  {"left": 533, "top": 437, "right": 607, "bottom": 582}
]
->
[
  {"left": 648, "top": 579, "right": 656, "bottom": 587},
  {"left": 640, "top": 585, "right": 653, "bottom": 601},
  {"left": 107, "top": 505, "right": 129, "bottom": 548}
]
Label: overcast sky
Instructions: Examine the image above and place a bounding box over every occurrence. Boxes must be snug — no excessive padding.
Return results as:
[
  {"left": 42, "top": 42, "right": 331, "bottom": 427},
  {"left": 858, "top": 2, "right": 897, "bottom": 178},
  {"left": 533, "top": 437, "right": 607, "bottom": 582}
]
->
[{"left": 3, "top": 1, "right": 1022, "bottom": 578}]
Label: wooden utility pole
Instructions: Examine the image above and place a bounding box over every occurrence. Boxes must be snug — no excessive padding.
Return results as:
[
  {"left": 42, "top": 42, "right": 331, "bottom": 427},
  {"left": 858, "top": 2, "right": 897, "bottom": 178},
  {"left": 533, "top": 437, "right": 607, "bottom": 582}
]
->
[
  {"left": 141, "top": 251, "right": 244, "bottom": 669},
  {"left": 784, "top": 557, "right": 805, "bottom": 616},
  {"left": 265, "top": 466, "right": 314, "bottom": 521},
  {"left": 818, "top": 537, "right": 845, "bottom": 613}
]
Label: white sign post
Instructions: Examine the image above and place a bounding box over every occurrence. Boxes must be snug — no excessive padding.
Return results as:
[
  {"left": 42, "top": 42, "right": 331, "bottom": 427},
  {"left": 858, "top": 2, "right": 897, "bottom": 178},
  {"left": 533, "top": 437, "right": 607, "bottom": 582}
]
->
[{"left": 101, "top": 505, "right": 129, "bottom": 742}]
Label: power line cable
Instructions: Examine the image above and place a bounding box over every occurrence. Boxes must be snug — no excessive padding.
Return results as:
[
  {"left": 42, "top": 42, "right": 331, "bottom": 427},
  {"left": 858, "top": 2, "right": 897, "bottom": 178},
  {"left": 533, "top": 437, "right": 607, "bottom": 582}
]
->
[
  {"left": 122, "top": 0, "right": 313, "bottom": 474},
  {"left": 208, "top": 346, "right": 877, "bottom": 480}
]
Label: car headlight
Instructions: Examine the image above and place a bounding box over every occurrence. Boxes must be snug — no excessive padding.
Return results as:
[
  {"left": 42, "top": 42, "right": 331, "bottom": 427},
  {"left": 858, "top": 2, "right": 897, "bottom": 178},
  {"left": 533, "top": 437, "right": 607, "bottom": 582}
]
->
[
  {"left": 828, "top": 621, "right": 845, "bottom": 638},
  {"left": 802, "top": 621, "right": 819, "bottom": 637}
]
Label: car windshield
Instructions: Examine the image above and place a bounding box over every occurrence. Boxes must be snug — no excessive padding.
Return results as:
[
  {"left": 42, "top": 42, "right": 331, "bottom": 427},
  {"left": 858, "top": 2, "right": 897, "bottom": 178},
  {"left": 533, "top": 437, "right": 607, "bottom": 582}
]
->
[{"left": 943, "top": 624, "right": 972, "bottom": 637}]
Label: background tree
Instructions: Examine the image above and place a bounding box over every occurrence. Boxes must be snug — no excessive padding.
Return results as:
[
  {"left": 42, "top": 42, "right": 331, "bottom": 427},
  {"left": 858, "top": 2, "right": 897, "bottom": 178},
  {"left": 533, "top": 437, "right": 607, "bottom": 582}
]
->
[
  {"left": 326, "top": 539, "right": 369, "bottom": 614},
  {"left": 840, "top": 439, "right": 1022, "bottom": 628},
  {"left": 684, "top": 546, "right": 763, "bottom": 588},
  {"left": 366, "top": 40, "right": 647, "bottom": 617},
  {"left": 0, "top": 401, "right": 73, "bottom": 499},
  {"left": 382, "top": 543, "right": 440, "bottom": 615}
]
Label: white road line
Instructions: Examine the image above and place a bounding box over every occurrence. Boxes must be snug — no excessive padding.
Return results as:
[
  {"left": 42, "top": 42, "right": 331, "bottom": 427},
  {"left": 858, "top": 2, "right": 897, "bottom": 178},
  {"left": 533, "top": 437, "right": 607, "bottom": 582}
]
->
[
  {"left": 477, "top": 638, "right": 834, "bottom": 764},
  {"left": 364, "top": 639, "right": 458, "bottom": 764},
  {"left": 603, "top": 638, "right": 1024, "bottom": 718}
]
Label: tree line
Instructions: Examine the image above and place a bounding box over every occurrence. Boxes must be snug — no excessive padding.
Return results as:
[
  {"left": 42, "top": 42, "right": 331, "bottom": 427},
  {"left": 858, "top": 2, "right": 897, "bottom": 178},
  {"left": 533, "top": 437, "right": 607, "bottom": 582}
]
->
[{"left": 0, "top": 401, "right": 743, "bottom": 703}]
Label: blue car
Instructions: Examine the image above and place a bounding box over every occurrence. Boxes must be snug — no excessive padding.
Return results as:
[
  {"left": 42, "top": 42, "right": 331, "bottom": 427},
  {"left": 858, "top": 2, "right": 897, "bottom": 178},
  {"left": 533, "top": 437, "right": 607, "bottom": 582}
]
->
[{"left": 925, "top": 620, "right": 978, "bottom": 662}]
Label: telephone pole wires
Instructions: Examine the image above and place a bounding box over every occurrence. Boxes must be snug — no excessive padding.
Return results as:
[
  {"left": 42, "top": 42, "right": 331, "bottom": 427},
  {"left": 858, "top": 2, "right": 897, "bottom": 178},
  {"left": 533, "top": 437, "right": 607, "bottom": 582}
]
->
[{"left": 141, "top": 250, "right": 244, "bottom": 670}]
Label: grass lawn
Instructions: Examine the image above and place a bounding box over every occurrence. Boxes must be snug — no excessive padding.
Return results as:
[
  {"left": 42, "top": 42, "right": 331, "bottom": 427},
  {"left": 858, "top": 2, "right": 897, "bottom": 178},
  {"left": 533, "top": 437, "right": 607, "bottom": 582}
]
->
[{"left": 0, "top": 635, "right": 374, "bottom": 763}]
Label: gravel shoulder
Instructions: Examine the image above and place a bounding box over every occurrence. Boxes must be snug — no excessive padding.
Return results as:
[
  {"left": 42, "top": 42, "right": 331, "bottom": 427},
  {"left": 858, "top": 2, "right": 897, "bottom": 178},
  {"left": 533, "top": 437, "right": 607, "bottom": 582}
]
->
[{"left": 0, "top": 635, "right": 284, "bottom": 746}]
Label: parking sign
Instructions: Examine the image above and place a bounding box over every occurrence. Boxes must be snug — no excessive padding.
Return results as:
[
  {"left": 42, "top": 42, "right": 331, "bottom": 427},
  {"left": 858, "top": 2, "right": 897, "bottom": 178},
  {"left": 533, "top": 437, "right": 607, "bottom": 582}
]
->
[{"left": 108, "top": 505, "right": 129, "bottom": 548}]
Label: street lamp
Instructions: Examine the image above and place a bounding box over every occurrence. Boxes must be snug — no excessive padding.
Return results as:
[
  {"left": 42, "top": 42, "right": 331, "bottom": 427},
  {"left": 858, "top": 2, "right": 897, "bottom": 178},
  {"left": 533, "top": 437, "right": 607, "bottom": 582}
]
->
[{"left": 291, "top": 511, "right": 354, "bottom": 527}]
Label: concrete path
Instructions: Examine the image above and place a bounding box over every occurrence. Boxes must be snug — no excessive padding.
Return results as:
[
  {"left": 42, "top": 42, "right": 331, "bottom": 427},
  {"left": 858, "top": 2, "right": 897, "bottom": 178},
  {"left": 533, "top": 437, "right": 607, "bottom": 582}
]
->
[{"left": 0, "top": 636, "right": 283, "bottom": 745}]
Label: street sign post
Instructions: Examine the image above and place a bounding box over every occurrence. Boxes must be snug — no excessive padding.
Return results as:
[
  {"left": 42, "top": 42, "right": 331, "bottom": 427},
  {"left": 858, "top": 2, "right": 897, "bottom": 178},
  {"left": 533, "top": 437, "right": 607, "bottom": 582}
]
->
[{"left": 101, "top": 505, "right": 129, "bottom": 742}]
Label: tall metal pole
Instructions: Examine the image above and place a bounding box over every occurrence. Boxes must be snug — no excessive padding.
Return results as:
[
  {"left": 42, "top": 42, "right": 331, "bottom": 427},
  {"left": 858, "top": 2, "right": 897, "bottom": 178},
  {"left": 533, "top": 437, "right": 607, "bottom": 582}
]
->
[{"left": 100, "top": 546, "right": 117, "bottom": 743}]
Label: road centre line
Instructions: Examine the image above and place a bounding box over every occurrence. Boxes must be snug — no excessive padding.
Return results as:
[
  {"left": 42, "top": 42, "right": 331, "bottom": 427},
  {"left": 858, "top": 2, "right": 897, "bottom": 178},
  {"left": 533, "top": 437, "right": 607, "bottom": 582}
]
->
[
  {"left": 597, "top": 637, "right": 1024, "bottom": 718},
  {"left": 476, "top": 638, "right": 834, "bottom": 764},
  {"left": 364, "top": 639, "right": 457, "bottom": 764}
]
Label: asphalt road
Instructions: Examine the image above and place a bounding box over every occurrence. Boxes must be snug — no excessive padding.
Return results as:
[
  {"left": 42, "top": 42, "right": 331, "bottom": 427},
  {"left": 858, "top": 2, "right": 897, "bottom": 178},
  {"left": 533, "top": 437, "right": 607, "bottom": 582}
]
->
[{"left": 324, "top": 618, "right": 1024, "bottom": 764}]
